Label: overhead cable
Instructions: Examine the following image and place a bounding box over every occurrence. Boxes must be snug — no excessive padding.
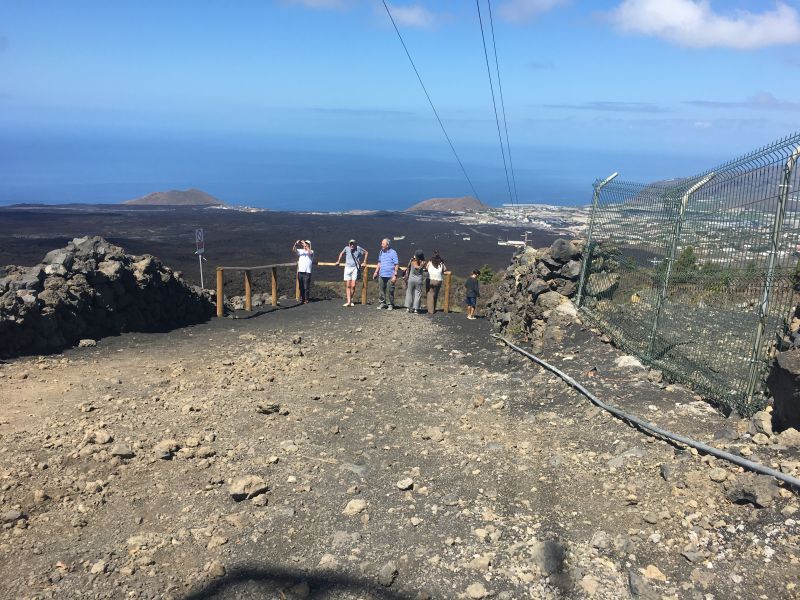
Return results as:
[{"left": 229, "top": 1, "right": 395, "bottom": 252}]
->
[
  {"left": 381, "top": 0, "right": 481, "bottom": 201},
  {"left": 476, "top": 0, "right": 514, "bottom": 206},
  {"left": 486, "top": 0, "right": 519, "bottom": 205}
]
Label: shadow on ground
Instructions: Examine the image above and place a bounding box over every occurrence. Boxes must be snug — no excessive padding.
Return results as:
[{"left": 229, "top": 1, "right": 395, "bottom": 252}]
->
[
  {"left": 228, "top": 301, "right": 309, "bottom": 320},
  {"left": 181, "top": 565, "right": 417, "bottom": 600}
]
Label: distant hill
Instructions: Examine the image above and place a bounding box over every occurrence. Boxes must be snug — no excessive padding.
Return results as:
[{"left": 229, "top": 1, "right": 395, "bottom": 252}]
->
[
  {"left": 406, "top": 196, "right": 486, "bottom": 213},
  {"left": 123, "top": 189, "right": 226, "bottom": 207}
]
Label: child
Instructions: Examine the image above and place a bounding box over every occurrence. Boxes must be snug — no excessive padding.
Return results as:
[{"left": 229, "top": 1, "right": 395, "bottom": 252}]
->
[{"left": 465, "top": 269, "right": 480, "bottom": 320}]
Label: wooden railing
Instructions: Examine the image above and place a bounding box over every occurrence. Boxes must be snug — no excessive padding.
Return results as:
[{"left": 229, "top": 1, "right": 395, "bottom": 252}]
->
[{"left": 215, "top": 262, "right": 453, "bottom": 317}]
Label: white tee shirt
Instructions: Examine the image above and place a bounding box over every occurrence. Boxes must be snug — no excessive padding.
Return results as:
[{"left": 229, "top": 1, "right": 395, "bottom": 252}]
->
[
  {"left": 427, "top": 262, "right": 444, "bottom": 281},
  {"left": 296, "top": 249, "right": 313, "bottom": 273}
]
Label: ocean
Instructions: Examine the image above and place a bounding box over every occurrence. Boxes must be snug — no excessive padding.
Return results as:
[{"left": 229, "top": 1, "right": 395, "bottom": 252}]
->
[{"left": 0, "top": 131, "right": 717, "bottom": 211}]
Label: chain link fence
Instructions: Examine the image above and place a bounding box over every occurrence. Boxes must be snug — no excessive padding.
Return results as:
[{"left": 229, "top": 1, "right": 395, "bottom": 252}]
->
[{"left": 575, "top": 134, "right": 800, "bottom": 416}]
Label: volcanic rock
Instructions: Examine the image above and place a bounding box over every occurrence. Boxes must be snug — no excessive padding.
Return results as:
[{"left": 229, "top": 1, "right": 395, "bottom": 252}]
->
[{"left": 229, "top": 475, "right": 268, "bottom": 501}]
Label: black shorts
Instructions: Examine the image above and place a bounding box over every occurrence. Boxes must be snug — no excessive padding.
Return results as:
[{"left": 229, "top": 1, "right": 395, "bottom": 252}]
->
[{"left": 465, "top": 296, "right": 477, "bottom": 307}]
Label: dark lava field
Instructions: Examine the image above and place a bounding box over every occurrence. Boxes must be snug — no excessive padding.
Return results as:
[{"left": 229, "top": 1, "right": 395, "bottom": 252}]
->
[{"left": 0, "top": 205, "right": 560, "bottom": 287}]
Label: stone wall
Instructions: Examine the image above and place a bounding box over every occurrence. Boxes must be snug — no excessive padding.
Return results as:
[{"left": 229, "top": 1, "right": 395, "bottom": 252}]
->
[
  {"left": 486, "top": 238, "right": 583, "bottom": 348},
  {"left": 0, "top": 236, "right": 214, "bottom": 357}
]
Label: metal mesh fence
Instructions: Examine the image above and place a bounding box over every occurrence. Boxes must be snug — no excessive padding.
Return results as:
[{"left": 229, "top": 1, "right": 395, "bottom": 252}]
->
[{"left": 575, "top": 134, "right": 800, "bottom": 416}]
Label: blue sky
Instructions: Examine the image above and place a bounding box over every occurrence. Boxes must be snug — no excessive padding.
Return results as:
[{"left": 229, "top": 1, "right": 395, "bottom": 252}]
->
[{"left": 1, "top": 0, "right": 800, "bottom": 207}]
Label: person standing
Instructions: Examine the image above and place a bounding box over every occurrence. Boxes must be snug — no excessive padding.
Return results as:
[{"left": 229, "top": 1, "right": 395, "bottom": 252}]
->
[
  {"left": 293, "top": 239, "right": 314, "bottom": 304},
  {"left": 465, "top": 269, "right": 480, "bottom": 320},
  {"left": 373, "top": 238, "right": 398, "bottom": 310},
  {"left": 425, "top": 250, "right": 446, "bottom": 314},
  {"left": 335, "top": 239, "right": 368, "bottom": 307},
  {"left": 404, "top": 250, "right": 426, "bottom": 313}
]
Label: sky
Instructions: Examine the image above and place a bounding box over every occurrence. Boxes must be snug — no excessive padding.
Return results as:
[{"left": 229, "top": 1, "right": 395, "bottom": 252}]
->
[{"left": 1, "top": 0, "right": 800, "bottom": 208}]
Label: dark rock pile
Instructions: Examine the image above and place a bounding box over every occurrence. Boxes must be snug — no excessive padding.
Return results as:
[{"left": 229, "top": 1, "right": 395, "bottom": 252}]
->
[
  {"left": 0, "top": 236, "right": 213, "bottom": 357},
  {"left": 767, "top": 350, "right": 800, "bottom": 430},
  {"left": 487, "top": 238, "right": 583, "bottom": 347}
]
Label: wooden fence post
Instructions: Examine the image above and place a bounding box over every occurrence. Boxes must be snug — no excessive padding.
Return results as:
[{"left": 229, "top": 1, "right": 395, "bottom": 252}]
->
[
  {"left": 216, "top": 268, "right": 224, "bottom": 317},
  {"left": 271, "top": 267, "right": 278, "bottom": 307},
  {"left": 362, "top": 265, "right": 369, "bottom": 305},
  {"left": 443, "top": 271, "right": 452, "bottom": 314},
  {"left": 295, "top": 273, "right": 300, "bottom": 301},
  {"left": 244, "top": 270, "right": 252, "bottom": 311}
]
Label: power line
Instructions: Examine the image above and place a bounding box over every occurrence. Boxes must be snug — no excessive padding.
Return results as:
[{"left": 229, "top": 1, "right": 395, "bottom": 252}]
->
[
  {"left": 476, "top": 0, "right": 514, "bottom": 207},
  {"left": 381, "top": 0, "right": 481, "bottom": 202},
  {"left": 486, "top": 0, "right": 519, "bottom": 205}
]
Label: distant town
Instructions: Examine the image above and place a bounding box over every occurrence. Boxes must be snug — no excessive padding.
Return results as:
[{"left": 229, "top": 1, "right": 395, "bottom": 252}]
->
[{"left": 415, "top": 203, "right": 591, "bottom": 244}]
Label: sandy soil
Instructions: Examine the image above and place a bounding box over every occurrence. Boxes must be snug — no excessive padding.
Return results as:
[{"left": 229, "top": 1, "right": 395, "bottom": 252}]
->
[{"left": 1, "top": 300, "right": 798, "bottom": 599}]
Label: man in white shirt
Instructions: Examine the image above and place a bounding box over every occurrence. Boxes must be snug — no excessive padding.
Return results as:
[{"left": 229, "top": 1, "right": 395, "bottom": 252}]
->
[{"left": 293, "top": 240, "right": 314, "bottom": 304}]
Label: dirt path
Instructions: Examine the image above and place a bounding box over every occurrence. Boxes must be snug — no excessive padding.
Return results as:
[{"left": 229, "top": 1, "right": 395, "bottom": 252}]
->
[{"left": 1, "top": 301, "right": 798, "bottom": 599}]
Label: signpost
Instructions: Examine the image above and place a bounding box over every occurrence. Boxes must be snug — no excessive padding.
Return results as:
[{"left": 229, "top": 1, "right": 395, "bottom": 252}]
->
[{"left": 195, "top": 228, "right": 205, "bottom": 289}]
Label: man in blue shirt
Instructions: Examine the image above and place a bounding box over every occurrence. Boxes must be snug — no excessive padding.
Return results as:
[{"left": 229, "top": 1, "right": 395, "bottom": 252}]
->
[{"left": 373, "top": 238, "right": 399, "bottom": 309}]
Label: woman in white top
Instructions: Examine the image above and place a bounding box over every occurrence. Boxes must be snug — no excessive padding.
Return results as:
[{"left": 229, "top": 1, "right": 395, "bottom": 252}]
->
[
  {"left": 425, "top": 251, "right": 446, "bottom": 314},
  {"left": 293, "top": 239, "right": 314, "bottom": 304}
]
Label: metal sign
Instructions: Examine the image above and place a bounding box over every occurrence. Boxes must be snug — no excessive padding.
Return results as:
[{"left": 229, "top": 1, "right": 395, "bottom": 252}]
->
[
  {"left": 195, "top": 229, "right": 206, "bottom": 289},
  {"left": 195, "top": 228, "right": 205, "bottom": 254}
]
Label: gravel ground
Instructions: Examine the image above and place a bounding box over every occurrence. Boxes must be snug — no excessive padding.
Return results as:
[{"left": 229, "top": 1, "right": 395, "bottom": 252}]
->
[
  {"left": 583, "top": 297, "right": 785, "bottom": 411},
  {"left": 1, "top": 299, "right": 799, "bottom": 599}
]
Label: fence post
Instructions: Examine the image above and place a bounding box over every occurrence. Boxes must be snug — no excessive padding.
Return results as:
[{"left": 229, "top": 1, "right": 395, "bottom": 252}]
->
[
  {"left": 575, "top": 172, "right": 618, "bottom": 307},
  {"left": 216, "top": 268, "right": 224, "bottom": 318},
  {"left": 362, "top": 265, "right": 369, "bottom": 305},
  {"left": 744, "top": 145, "right": 800, "bottom": 403},
  {"left": 647, "top": 173, "right": 715, "bottom": 357},
  {"left": 443, "top": 271, "right": 452, "bottom": 313},
  {"left": 271, "top": 267, "right": 278, "bottom": 306},
  {"left": 295, "top": 273, "right": 300, "bottom": 301},
  {"left": 244, "top": 270, "right": 252, "bottom": 311}
]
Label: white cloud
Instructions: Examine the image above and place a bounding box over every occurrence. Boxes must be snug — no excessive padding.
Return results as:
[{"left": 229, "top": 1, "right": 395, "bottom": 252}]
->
[
  {"left": 283, "top": 0, "right": 349, "bottom": 8},
  {"left": 387, "top": 3, "right": 437, "bottom": 28},
  {"left": 498, "top": 0, "right": 568, "bottom": 22},
  {"left": 287, "top": 0, "right": 443, "bottom": 29},
  {"left": 694, "top": 121, "right": 713, "bottom": 128},
  {"left": 685, "top": 92, "right": 800, "bottom": 111},
  {"left": 541, "top": 101, "right": 666, "bottom": 113},
  {"left": 609, "top": 0, "right": 800, "bottom": 49},
  {"left": 526, "top": 59, "right": 555, "bottom": 70}
]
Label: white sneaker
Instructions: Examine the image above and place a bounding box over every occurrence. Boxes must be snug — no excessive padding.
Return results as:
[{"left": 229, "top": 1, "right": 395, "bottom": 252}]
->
[
  {"left": 387, "top": 305, "right": 394, "bottom": 310},
  {"left": 349, "top": 302, "right": 355, "bottom": 307},
  {"left": 377, "top": 304, "right": 385, "bottom": 310},
  {"left": 343, "top": 302, "right": 350, "bottom": 307}
]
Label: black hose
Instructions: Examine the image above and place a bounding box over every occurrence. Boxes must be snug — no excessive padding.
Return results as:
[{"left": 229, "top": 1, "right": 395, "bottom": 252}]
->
[{"left": 493, "top": 334, "right": 800, "bottom": 490}]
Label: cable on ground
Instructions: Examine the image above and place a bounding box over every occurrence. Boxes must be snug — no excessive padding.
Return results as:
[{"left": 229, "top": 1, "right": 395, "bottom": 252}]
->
[{"left": 492, "top": 333, "right": 800, "bottom": 490}]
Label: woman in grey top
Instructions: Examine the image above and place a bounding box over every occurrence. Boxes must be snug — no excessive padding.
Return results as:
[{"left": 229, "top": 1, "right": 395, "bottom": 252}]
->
[{"left": 404, "top": 250, "right": 426, "bottom": 314}]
